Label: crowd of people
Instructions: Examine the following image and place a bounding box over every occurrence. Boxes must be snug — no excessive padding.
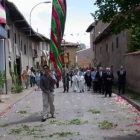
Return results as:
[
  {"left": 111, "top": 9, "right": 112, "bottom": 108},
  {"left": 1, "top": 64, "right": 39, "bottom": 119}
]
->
[
  {"left": 62, "top": 66, "right": 126, "bottom": 97},
  {"left": 21, "top": 65, "right": 126, "bottom": 122},
  {"left": 21, "top": 66, "right": 59, "bottom": 90}
]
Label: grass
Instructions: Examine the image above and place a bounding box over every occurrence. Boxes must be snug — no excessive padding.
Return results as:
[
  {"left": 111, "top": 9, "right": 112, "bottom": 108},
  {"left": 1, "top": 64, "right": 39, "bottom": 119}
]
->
[
  {"left": 129, "top": 94, "right": 140, "bottom": 100},
  {"left": 89, "top": 109, "right": 100, "bottom": 114},
  {"left": 99, "top": 120, "right": 117, "bottom": 129}
]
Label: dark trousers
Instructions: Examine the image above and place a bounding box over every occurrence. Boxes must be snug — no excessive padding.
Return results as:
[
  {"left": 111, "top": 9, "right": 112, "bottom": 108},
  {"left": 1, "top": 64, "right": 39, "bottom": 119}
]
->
[
  {"left": 63, "top": 82, "right": 69, "bottom": 92},
  {"left": 93, "top": 81, "right": 98, "bottom": 92},
  {"left": 56, "top": 81, "right": 59, "bottom": 88},
  {"left": 105, "top": 83, "right": 112, "bottom": 97},
  {"left": 30, "top": 77, "right": 34, "bottom": 87},
  {"left": 98, "top": 81, "right": 104, "bottom": 94},
  {"left": 118, "top": 82, "right": 125, "bottom": 94}
]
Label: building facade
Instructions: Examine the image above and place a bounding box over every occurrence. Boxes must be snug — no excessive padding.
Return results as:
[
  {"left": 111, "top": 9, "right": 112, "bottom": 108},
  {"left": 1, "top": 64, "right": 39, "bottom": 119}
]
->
[
  {"left": 1, "top": 1, "right": 50, "bottom": 94},
  {"left": 61, "top": 41, "right": 78, "bottom": 70}
]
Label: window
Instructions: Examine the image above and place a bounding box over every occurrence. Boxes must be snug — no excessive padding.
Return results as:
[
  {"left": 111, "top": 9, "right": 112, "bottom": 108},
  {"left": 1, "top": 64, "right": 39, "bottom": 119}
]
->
[
  {"left": 100, "top": 46, "right": 102, "bottom": 54},
  {"left": 8, "top": 30, "right": 10, "bottom": 38},
  {"left": 24, "top": 45, "right": 26, "bottom": 55},
  {"left": 112, "top": 42, "right": 114, "bottom": 52},
  {"left": 106, "top": 44, "right": 108, "bottom": 52},
  {"left": 14, "top": 33, "right": 16, "bottom": 44},
  {"left": 116, "top": 37, "right": 119, "bottom": 48}
]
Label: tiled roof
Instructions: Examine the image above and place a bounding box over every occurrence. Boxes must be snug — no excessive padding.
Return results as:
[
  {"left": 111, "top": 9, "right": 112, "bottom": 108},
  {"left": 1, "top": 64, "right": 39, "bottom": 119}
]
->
[{"left": 61, "top": 41, "right": 78, "bottom": 47}]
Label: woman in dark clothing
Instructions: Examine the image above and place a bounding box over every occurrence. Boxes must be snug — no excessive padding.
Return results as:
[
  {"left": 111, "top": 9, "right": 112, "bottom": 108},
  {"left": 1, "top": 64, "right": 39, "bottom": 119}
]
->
[{"left": 84, "top": 70, "right": 92, "bottom": 91}]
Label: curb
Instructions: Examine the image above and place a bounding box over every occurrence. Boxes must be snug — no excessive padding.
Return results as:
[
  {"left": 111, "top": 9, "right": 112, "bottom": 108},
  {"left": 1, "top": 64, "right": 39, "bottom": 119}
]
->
[
  {"left": 0, "top": 88, "right": 35, "bottom": 117},
  {"left": 121, "top": 95, "right": 140, "bottom": 112},
  {"left": 113, "top": 89, "right": 140, "bottom": 112}
]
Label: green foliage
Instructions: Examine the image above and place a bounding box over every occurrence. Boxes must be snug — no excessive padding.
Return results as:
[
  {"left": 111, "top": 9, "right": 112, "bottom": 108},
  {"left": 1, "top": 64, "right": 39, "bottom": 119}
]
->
[
  {"left": 99, "top": 120, "right": 117, "bottom": 129},
  {"left": 15, "top": 110, "right": 27, "bottom": 114},
  {"left": 0, "top": 71, "right": 6, "bottom": 92},
  {"left": 89, "top": 109, "right": 100, "bottom": 114},
  {"left": 76, "top": 43, "right": 86, "bottom": 51},
  {"left": 9, "top": 124, "right": 45, "bottom": 136},
  {"left": 127, "top": 25, "right": 140, "bottom": 53},
  {"left": 93, "top": 0, "right": 140, "bottom": 33},
  {"left": 50, "top": 119, "right": 88, "bottom": 125},
  {"left": 68, "top": 119, "right": 88, "bottom": 125},
  {"left": 49, "top": 132, "right": 77, "bottom": 137},
  {"left": 10, "top": 63, "right": 24, "bottom": 93},
  {"left": 92, "top": 0, "right": 140, "bottom": 52},
  {"left": 0, "top": 124, "right": 9, "bottom": 127}
]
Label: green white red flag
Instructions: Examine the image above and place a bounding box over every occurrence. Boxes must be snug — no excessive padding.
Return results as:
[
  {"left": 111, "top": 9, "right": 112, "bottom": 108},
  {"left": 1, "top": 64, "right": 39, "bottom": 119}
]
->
[
  {"left": 0, "top": 4, "right": 6, "bottom": 24},
  {"left": 50, "top": 0, "right": 67, "bottom": 78}
]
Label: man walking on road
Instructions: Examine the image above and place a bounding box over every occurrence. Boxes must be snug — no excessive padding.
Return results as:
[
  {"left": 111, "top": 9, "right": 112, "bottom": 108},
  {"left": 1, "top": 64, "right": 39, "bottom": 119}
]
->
[
  {"left": 62, "top": 67, "right": 70, "bottom": 93},
  {"left": 40, "top": 65, "right": 56, "bottom": 122},
  {"left": 117, "top": 66, "right": 126, "bottom": 95},
  {"left": 104, "top": 67, "right": 114, "bottom": 97}
]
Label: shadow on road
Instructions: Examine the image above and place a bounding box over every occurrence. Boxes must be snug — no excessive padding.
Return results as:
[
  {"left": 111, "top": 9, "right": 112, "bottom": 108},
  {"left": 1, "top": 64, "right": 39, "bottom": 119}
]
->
[
  {"left": 6, "top": 113, "right": 42, "bottom": 125},
  {"left": 104, "top": 136, "right": 140, "bottom": 140}
]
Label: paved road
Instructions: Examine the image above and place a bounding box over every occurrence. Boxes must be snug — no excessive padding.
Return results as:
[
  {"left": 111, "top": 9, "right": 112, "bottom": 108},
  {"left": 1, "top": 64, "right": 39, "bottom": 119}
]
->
[{"left": 0, "top": 85, "right": 140, "bottom": 140}]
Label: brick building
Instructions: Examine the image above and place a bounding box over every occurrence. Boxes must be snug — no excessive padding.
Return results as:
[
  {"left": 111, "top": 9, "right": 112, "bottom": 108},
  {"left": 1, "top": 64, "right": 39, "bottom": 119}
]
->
[
  {"left": 76, "top": 23, "right": 95, "bottom": 68},
  {"left": 93, "top": 21, "right": 131, "bottom": 79}
]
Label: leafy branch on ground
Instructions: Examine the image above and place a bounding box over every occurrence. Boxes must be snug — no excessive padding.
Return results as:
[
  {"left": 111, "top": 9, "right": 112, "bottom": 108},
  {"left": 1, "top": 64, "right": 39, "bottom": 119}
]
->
[
  {"left": 68, "top": 119, "right": 88, "bottom": 125},
  {"left": 99, "top": 120, "right": 117, "bottom": 129},
  {"left": 50, "top": 119, "right": 88, "bottom": 125},
  {"left": 15, "top": 110, "right": 27, "bottom": 114},
  {"left": 89, "top": 109, "right": 100, "bottom": 114},
  {"left": 49, "top": 120, "right": 66, "bottom": 125},
  {"left": 49, "top": 132, "right": 79, "bottom": 137},
  {"left": 0, "top": 124, "right": 9, "bottom": 127},
  {"left": 9, "top": 124, "right": 45, "bottom": 136}
]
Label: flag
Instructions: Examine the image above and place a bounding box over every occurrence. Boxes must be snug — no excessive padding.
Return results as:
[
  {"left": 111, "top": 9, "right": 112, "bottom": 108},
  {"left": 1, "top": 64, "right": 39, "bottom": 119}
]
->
[
  {"left": 50, "top": 0, "right": 67, "bottom": 78},
  {"left": 0, "top": 4, "right": 6, "bottom": 24}
]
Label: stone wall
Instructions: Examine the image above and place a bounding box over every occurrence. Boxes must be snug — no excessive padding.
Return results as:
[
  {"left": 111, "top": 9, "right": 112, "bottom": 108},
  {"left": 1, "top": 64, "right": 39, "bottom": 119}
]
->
[{"left": 125, "top": 52, "right": 140, "bottom": 93}]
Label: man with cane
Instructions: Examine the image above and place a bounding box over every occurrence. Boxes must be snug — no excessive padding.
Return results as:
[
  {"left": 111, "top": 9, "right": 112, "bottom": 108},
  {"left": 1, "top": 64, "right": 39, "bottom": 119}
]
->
[{"left": 40, "top": 65, "right": 57, "bottom": 122}]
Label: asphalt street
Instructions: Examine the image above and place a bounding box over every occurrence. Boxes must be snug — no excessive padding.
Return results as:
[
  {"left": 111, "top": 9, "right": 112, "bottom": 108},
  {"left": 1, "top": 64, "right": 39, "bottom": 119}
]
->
[{"left": 0, "top": 85, "right": 140, "bottom": 140}]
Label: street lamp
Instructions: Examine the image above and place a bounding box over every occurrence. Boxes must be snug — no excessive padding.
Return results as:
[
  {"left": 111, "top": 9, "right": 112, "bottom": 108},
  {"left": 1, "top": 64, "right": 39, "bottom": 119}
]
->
[{"left": 29, "top": 1, "right": 51, "bottom": 35}]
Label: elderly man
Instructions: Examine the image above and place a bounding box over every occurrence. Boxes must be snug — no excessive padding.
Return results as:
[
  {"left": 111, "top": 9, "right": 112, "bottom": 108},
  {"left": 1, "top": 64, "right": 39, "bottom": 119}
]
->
[
  {"left": 117, "top": 66, "right": 126, "bottom": 95},
  {"left": 96, "top": 67, "right": 105, "bottom": 94},
  {"left": 104, "top": 67, "right": 114, "bottom": 97}
]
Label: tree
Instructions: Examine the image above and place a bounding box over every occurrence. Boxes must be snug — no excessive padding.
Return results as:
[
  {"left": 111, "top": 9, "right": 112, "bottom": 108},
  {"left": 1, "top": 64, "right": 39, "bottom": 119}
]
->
[
  {"left": 92, "top": 0, "right": 140, "bottom": 34},
  {"left": 76, "top": 43, "right": 86, "bottom": 51},
  {"left": 92, "top": 0, "right": 140, "bottom": 52}
]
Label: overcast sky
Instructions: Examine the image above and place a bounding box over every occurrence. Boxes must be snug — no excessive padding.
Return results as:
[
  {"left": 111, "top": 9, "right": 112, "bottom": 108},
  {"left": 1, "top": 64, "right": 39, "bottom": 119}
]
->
[{"left": 9, "top": 0, "right": 97, "bottom": 48}]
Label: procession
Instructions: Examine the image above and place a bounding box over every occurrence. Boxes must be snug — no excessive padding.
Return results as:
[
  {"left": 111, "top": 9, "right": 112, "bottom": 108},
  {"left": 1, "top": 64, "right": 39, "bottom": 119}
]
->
[{"left": 0, "top": 0, "right": 140, "bottom": 139}]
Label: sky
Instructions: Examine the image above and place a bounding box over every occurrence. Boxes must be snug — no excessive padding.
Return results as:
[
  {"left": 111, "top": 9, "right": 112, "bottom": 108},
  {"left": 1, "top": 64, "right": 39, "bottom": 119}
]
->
[{"left": 9, "top": 0, "right": 97, "bottom": 48}]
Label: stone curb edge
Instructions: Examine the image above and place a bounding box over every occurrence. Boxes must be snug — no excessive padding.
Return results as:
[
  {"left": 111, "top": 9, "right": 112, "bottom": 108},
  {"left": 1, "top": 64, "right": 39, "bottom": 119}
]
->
[
  {"left": 121, "top": 95, "right": 140, "bottom": 112},
  {"left": 0, "top": 89, "right": 35, "bottom": 117}
]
